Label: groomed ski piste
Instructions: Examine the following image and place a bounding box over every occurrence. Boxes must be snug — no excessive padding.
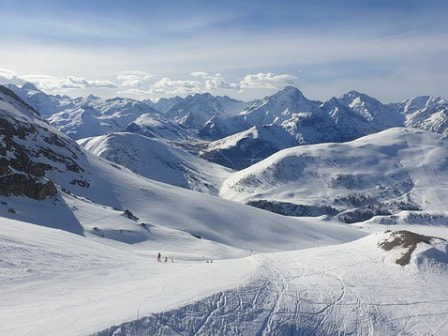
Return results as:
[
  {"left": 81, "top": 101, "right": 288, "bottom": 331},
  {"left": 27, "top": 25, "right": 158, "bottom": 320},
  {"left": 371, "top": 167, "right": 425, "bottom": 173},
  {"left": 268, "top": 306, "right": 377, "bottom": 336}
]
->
[{"left": 2, "top": 210, "right": 448, "bottom": 336}]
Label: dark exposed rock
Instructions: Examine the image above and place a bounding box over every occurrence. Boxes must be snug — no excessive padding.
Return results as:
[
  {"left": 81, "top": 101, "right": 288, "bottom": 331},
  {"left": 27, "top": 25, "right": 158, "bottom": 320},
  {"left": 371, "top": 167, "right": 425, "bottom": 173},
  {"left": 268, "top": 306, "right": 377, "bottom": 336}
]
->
[
  {"left": 70, "top": 179, "right": 90, "bottom": 188},
  {"left": 0, "top": 174, "right": 57, "bottom": 200},
  {"left": 123, "top": 209, "right": 138, "bottom": 221},
  {"left": 0, "top": 97, "right": 89, "bottom": 200},
  {"left": 337, "top": 208, "right": 377, "bottom": 223},
  {"left": 379, "top": 230, "right": 443, "bottom": 265},
  {"left": 247, "top": 199, "right": 338, "bottom": 217}
]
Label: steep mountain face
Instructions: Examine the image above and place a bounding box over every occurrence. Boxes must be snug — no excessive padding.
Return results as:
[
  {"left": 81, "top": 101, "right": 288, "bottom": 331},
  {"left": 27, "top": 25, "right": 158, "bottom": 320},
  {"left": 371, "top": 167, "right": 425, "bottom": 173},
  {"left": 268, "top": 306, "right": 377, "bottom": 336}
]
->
[
  {"left": 200, "top": 93, "right": 394, "bottom": 170},
  {"left": 0, "top": 85, "right": 90, "bottom": 201},
  {"left": 397, "top": 96, "right": 448, "bottom": 134},
  {"left": 338, "top": 90, "right": 404, "bottom": 129},
  {"left": 6, "top": 82, "right": 78, "bottom": 118},
  {"left": 397, "top": 96, "right": 446, "bottom": 115},
  {"left": 282, "top": 97, "right": 381, "bottom": 144},
  {"left": 78, "top": 132, "right": 231, "bottom": 194},
  {"left": 221, "top": 128, "right": 448, "bottom": 223},
  {"left": 166, "top": 93, "right": 249, "bottom": 129},
  {"left": 198, "top": 86, "right": 321, "bottom": 140},
  {"left": 47, "top": 97, "right": 160, "bottom": 140},
  {"left": 198, "top": 115, "right": 250, "bottom": 140},
  {"left": 143, "top": 96, "right": 184, "bottom": 114},
  {"left": 238, "top": 86, "right": 321, "bottom": 126},
  {"left": 124, "top": 113, "right": 197, "bottom": 143},
  {"left": 200, "top": 124, "right": 298, "bottom": 169},
  {"left": 7, "top": 83, "right": 162, "bottom": 140},
  {"left": 7, "top": 83, "right": 448, "bottom": 173},
  {"left": 199, "top": 89, "right": 406, "bottom": 168},
  {"left": 2, "top": 83, "right": 362, "bottom": 254}
]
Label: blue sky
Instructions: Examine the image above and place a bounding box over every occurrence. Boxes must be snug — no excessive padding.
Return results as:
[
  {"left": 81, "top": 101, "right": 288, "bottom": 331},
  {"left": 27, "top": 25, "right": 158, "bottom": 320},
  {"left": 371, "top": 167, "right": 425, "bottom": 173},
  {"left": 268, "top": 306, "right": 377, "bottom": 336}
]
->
[{"left": 0, "top": 0, "right": 447, "bottom": 102}]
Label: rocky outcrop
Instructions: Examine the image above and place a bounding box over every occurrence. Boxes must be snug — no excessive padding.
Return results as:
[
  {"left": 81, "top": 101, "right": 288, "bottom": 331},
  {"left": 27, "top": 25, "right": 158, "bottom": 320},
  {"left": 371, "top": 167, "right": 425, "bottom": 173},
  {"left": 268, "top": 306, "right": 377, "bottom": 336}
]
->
[
  {"left": 0, "top": 84, "right": 90, "bottom": 200},
  {"left": 247, "top": 200, "right": 338, "bottom": 217},
  {"left": 0, "top": 174, "right": 57, "bottom": 200}
]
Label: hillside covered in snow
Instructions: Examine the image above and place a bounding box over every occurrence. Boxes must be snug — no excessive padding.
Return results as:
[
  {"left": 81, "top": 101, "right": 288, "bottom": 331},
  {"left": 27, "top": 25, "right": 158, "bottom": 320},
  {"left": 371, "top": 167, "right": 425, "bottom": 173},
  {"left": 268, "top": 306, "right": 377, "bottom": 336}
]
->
[
  {"left": 221, "top": 128, "right": 448, "bottom": 224},
  {"left": 77, "top": 132, "right": 232, "bottom": 194},
  {"left": 2, "top": 82, "right": 448, "bottom": 336}
]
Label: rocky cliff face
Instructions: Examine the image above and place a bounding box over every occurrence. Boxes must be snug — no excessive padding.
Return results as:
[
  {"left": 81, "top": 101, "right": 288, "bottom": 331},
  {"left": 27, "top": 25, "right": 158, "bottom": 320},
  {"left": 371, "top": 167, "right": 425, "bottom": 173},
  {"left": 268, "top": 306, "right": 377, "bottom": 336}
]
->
[{"left": 0, "top": 85, "right": 88, "bottom": 200}]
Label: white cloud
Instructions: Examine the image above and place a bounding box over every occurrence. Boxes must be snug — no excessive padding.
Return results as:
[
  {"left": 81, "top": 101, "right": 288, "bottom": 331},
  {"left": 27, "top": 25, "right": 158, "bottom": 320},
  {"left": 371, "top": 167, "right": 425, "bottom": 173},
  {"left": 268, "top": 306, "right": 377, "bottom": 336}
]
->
[
  {"left": 239, "top": 72, "right": 298, "bottom": 89},
  {"left": 20, "top": 75, "right": 118, "bottom": 91},
  {"left": 0, "top": 69, "right": 118, "bottom": 92},
  {"left": 117, "top": 71, "right": 154, "bottom": 88},
  {"left": 190, "top": 72, "right": 239, "bottom": 91},
  {"left": 117, "top": 88, "right": 151, "bottom": 97},
  {"left": 190, "top": 71, "right": 208, "bottom": 78},
  {"left": 0, "top": 68, "right": 27, "bottom": 86},
  {"left": 205, "top": 75, "right": 239, "bottom": 90},
  {"left": 150, "top": 77, "right": 201, "bottom": 95}
]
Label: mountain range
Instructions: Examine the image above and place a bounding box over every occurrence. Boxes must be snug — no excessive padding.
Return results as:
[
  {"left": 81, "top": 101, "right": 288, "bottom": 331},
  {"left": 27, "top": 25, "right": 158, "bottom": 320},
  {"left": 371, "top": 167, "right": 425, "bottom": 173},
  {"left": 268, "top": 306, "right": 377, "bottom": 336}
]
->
[
  {"left": 1, "top": 82, "right": 448, "bottom": 335},
  {"left": 7, "top": 83, "right": 447, "bottom": 171}
]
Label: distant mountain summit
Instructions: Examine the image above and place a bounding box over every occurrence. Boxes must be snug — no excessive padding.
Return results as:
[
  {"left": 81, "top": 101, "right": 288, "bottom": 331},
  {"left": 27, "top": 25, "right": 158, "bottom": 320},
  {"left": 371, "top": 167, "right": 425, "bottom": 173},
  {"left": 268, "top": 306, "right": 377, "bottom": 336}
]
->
[
  {"left": 5, "top": 82, "right": 448, "bottom": 171},
  {"left": 165, "top": 92, "right": 249, "bottom": 129},
  {"left": 239, "top": 86, "right": 321, "bottom": 126},
  {"left": 397, "top": 96, "right": 448, "bottom": 134},
  {"left": 339, "top": 90, "right": 404, "bottom": 128}
]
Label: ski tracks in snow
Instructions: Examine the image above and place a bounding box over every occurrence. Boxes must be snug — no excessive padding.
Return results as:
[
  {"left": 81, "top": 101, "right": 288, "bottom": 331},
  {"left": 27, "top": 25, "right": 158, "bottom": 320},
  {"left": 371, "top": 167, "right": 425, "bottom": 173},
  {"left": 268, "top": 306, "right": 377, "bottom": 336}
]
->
[{"left": 93, "top": 250, "right": 447, "bottom": 336}]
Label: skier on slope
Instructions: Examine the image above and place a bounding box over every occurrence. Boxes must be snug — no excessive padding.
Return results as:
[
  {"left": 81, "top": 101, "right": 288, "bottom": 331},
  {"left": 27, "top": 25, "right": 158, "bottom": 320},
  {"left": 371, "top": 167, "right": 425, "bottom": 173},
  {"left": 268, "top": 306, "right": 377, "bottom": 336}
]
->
[{"left": 157, "top": 252, "right": 161, "bottom": 262}]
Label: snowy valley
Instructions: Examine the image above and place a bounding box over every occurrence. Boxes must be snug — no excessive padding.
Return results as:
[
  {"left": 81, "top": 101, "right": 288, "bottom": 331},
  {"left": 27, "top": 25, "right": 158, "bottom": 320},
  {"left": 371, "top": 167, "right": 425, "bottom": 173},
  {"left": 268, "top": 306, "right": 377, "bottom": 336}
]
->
[{"left": 1, "top": 82, "right": 448, "bottom": 336}]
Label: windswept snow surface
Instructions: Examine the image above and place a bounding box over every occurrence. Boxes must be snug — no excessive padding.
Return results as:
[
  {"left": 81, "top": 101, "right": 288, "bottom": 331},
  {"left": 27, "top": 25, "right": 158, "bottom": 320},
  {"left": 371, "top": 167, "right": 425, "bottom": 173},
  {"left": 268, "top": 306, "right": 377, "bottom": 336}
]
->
[
  {"left": 200, "top": 124, "right": 298, "bottom": 169},
  {"left": 93, "top": 230, "right": 448, "bottom": 336},
  {"left": 0, "top": 217, "right": 255, "bottom": 336},
  {"left": 2, "top": 83, "right": 448, "bottom": 336},
  {"left": 77, "top": 132, "right": 231, "bottom": 194},
  {"left": 0, "top": 191, "right": 366, "bottom": 336},
  {"left": 46, "top": 97, "right": 159, "bottom": 140},
  {"left": 221, "top": 128, "right": 448, "bottom": 222},
  {"left": 165, "top": 92, "right": 249, "bottom": 129},
  {"left": 0, "top": 81, "right": 370, "bottom": 335},
  {"left": 124, "top": 113, "right": 196, "bottom": 143}
]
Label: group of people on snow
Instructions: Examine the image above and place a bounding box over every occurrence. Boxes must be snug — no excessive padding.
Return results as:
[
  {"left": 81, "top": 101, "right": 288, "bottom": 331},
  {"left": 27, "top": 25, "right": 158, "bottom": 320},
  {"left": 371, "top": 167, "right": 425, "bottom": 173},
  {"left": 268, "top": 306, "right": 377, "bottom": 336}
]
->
[
  {"left": 157, "top": 252, "right": 173, "bottom": 263},
  {"left": 156, "top": 252, "right": 213, "bottom": 264}
]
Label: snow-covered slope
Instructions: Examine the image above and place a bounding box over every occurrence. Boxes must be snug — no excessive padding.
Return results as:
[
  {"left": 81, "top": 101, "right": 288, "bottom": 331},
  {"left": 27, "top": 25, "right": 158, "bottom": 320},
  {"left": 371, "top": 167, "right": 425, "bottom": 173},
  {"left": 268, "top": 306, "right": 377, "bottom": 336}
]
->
[
  {"left": 398, "top": 96, "right": 448, "bottom": 134},
  {"left": 282, "top": 97, "right": 381, "bottom": 145},
  {"left": 198, "top": 86, "right": 320, "bottom": 140},
  {"left": 200, "top": 124, "right": 298, "bottom": 169},
  {"left": 124, "top": 113, "right": 196, "bottom": 143},
  {"left": 5, "top": 82, "right": 82, "bottom": 118},
  {"left": 221, "top": 128, "right": 448, "bottom": 223},
  {"left": 77, "top": 132, "right": 231, "bottom": 194},
  {"left": 339, "top": 90, "right": 404, "bottom": 128},
  {"left": 199, "top": 92, "right": 398, "bottom": 169},
  {"left": 93, "top": 229, "right": 448, "bottom": 336},
  {"left": 238, "top": 86, "right": 321, "bottom": 126},
  {"left": 0, "top": 84, "right": 364, "bottom": 252},
  {"left": 2, "top": 83, "right": 448, "bottom": 336},
  {"left": 6, "top": 82, "right": 62, "bottom": 117},
  {"left": 166, "top": 92, "right": 249, "bottom": 129},
  {"left": 199, "top": 88, "right": 406, "bottom": 164},
  {"left": 143, "top": 96, "right": 184, "bottom": 114},
  {"left": 0, "top": 215, "right": 255, "bottom": 336},
  {"left": 47, "top": 97, "right": 160, "bottom": 140}
]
